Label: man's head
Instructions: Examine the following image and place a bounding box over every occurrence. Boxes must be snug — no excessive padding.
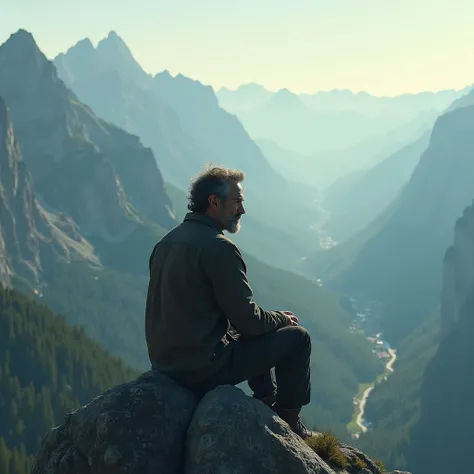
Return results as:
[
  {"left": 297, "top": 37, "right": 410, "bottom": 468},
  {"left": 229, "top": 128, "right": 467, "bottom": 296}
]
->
[{"left": 188, "top": 165, "right": 246, "bottom": 233}]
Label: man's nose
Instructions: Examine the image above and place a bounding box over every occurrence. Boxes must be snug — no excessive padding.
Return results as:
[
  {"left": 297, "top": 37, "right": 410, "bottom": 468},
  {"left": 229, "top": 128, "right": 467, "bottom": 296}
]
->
[{"left": 239, "top": 204, "right": 246, "bottom": 214}]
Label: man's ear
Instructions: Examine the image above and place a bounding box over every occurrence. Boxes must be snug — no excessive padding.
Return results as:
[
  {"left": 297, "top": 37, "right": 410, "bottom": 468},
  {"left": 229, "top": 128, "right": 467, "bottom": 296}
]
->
[{"left": 208, "top": 195, "right": 219, "bottom": 210}]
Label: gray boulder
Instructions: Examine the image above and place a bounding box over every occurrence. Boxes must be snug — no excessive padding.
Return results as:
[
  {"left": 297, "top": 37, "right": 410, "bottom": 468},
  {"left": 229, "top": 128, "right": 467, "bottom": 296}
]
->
[
  {"left": 186, "top": 385, "right": 335, "bottom": 474},
  {"left": 31, "top": 371, "right": 411, "bottom": 474},
  {"left": 32, "top": 370, "right": 198, "bottom": 474}
]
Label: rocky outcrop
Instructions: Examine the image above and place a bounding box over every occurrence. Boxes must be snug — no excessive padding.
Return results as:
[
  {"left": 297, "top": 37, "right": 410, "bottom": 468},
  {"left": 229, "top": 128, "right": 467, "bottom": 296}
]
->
[{"left": 32, "top": 371, "right": 410, "bottom": 474}]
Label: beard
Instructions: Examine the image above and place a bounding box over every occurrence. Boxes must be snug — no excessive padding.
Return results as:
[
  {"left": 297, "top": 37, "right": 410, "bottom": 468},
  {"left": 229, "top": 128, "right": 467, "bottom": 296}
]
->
[{"left": 225, "top": 215, "right": 242, "bottom": 234}]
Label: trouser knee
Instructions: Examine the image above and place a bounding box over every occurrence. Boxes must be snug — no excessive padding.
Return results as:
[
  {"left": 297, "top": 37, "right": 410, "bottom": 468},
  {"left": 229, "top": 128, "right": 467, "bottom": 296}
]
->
[{"left": 289, "top": 326, "right": 311, "bottom": 353}]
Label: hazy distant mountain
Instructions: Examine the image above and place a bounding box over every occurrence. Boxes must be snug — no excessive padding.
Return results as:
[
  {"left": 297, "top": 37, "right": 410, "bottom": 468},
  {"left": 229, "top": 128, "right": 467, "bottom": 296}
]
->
[
  {"left": 257, "top": 110, "right": 434, "bottom": 189},
  {"left": 255, "top": 138, "right": 315, "bottom": 186},
  {"left": 307, "top": 103, "right": 474, "bottom": 343},
  {"left": 217, "top": 83, "right": 272, "bottom": 111},
  {"left": 54, "top": 32, "right": 322, "bottom": 269},
  {"left": 445, "top": 85, "right": 474, "bottom": 112},
  {"left": 151, "top": 72, "right": 323, "bottom": 249},
  {"left": 55, "top": 38, "right": 210, "bottom": 189},
  {"left": 235, "top": 88, "right": 384, "bottom": 155},
  {"left": 218, "top": 84, "right": 466, "bottom": 158},
  {"left": 300, "top": 88, "right": 466, "bottom": 115},
  {"left": 323, "top": 132, "right": 431, "bottom": 241},
  {"left": 219, "top": 84, "right": 467, "bottom": 116},
  {"left": 56, "top": 31, "right": 151, "bottom": 89}
]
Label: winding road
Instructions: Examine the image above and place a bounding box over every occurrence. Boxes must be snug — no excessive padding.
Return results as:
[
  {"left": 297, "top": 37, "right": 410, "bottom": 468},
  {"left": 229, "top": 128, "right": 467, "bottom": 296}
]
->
[{"left": 355, "top": 348, "right": 397, "bottom": 433}]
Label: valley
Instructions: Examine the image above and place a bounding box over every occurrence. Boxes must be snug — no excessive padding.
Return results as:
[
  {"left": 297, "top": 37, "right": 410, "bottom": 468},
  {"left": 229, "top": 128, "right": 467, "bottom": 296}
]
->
[{"left": 1, "top": 10, "right": 474, "bottom": 474}]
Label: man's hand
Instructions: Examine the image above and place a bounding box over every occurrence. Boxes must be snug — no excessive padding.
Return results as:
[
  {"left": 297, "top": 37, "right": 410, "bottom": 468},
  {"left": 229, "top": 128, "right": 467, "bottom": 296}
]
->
[{"left": 281, "top": 311, "right": 299, "bottom": 326}]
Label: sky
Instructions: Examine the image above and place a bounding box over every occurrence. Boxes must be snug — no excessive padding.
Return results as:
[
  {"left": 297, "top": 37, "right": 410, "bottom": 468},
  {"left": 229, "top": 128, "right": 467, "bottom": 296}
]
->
[{"left": 2, "top": 0, "right": 474, "bottom": 96}]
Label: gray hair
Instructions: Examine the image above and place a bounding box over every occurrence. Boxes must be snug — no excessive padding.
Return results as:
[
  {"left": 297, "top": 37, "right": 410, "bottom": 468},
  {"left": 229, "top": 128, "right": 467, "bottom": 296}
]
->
[{"left": 187, "top": 165, "right": 245, "bottom": 213}]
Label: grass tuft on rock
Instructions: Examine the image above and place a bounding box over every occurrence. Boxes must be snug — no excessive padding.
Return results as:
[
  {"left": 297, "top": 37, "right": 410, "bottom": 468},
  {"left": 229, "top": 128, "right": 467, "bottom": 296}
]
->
[
  {"left": 354, "top": 456, "right": 368, "bottom": 470},
  {"left": 374, "top": 459, "right": 386, "bottom": 472},
  {"left": 305, "top": 432, "right": 349, "bottom": 469}
]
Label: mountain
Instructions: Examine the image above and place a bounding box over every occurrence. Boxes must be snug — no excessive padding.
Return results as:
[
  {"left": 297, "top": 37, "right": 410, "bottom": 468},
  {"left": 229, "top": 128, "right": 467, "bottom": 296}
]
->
[
  {"left": 236, "top": 91, "right": 379, "bottom": 156},
  {"left": 0, "top": 283, "right": 136, "bottom": 474},
  {"left": 405, "top": 201, "right": 474, "bottom": 474},
  {"left": 322, "top": 132, "right": 431, "bottom": 241},
  {"left": 54, "top": 38, "right": 209, "bottom": 190},
  {"left": 218, "top": 85, "right": 459, "bottom": 159},
  {"left": 0, "top": 96, "right": 100, "bottom": 287},
  {"left": 299, "top": 88, "right": 465, "bottom": 116},
  {"left": 217, "top": 83, "right": 272, "bottom": 111},
  {"left": 257, "top": 111, "right": 433, "bottom": 190},
  {"left": 352, "top": 201, "right": 474, "bottom": 472},
  {"left": 0, "top": 30, "right": 176, "bottom": 273},
  {"left": 255, "top": 139, "right": 316, "bottom": 187},
  {"left": 150, "top": 71, "right": 319, "bottom": 231},
  {"left": 55, "top": 31, "right": 151, "bottom": 89},
  {"left": 0, "top": 28, "right": 388, "bottom": 439},
  {"left": 306, "top": 102, "right": 474, "bottom": 345},
  {"left": 55, "top": 32, "right": 321, "bottom": 269}
]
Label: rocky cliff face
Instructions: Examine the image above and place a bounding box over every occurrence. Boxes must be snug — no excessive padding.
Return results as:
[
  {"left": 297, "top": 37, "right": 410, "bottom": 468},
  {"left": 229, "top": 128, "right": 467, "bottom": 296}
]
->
[
  {"left": 440, "top": 201, "right": 474, "bottom": 330},
  {"left": 32, "top": 371, "right": 409, "bottom": 474},
  {"left": 406, "top": 201, "right": 474, "bottom": 474},
  {"left": 0, "top": 96, "right": 100, "bottom": 286},
  {"left": 0, "top": 30, "right": 176, "bottom": 242}
]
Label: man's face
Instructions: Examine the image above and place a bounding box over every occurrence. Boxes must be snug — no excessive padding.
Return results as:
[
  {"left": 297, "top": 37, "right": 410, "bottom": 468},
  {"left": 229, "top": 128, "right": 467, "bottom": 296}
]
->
[{"left": 215, "top": 181, "right": 246, "bottom": 233}]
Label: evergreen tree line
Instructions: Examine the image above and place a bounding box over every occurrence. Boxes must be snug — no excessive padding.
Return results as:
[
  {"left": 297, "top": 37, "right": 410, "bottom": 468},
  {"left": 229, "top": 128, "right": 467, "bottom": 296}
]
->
[{"left": 0, "top": 284, "right": 137, "bottom": 474}]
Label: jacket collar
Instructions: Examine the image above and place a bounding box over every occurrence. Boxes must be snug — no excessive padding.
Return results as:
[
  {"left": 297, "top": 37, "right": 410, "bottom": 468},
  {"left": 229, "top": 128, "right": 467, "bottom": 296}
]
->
[{"left": 184, "top": 212, "right": 223, "bottom": 233}]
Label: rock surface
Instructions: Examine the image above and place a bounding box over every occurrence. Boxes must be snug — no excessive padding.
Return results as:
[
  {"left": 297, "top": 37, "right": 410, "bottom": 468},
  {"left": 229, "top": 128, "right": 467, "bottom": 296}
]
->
[{"left": 32, "top": 371, "right": 411, "bottom": 474}]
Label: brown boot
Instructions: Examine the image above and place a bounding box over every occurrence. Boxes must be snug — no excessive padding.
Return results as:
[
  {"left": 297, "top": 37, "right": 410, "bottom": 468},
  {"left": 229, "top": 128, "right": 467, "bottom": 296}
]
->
[{"left": 274, "top": 406, "right": 316, "bottom": 440}]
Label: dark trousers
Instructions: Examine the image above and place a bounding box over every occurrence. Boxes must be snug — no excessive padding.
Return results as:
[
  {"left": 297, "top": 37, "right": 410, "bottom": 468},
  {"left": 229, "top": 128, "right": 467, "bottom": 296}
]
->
[{"left": 187, "top": 325, "right": 311, "bottom": 409}]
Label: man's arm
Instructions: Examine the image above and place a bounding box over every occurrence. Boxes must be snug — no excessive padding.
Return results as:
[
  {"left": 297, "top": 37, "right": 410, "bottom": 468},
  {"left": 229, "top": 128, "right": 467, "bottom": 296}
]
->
[{"left": 208, "top": 239, "right": 290, "bottom": 336}]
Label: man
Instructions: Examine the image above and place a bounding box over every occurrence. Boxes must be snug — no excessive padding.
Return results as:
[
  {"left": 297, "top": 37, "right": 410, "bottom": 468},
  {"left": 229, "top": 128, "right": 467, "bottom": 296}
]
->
[{"left": 145, "top": 165, "right": 314, "bottom": 439}]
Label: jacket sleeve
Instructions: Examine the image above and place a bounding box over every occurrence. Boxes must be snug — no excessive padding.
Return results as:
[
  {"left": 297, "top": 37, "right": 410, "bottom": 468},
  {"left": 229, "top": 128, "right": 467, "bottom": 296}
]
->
[{"left": 209, "top": 239, "right": 290, "bottom": 336}]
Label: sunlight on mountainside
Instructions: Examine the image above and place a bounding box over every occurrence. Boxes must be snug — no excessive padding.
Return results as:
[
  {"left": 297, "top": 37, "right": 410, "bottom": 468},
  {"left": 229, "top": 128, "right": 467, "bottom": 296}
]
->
[{"left": 1, "top": 3, "right": 474, "bottom": 473}]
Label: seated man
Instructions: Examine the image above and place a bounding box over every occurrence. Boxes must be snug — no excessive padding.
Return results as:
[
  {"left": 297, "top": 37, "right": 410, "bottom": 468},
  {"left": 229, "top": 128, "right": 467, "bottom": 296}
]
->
[{"left": 145, "top": 165, "right": 314, "bottom": 439}]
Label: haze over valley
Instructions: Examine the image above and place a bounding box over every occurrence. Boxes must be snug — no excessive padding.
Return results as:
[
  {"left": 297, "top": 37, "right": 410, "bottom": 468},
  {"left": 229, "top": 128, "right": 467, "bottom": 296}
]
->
[{"left": 2, "top": 3, "right": 474, "bottom": 472}]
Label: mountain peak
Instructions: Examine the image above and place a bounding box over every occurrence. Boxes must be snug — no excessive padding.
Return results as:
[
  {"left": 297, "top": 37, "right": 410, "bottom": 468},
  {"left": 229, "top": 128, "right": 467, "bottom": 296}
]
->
[
  {"left": 97, "top": 30, "right": 133, "bottom": 57},
  {"left": 268, "top": 88, "right": 304, "bottom": 109},
  {"left": 2, "top": 29, "right": 41, "bottom": 56},
  {"left": 93, "top": 31, "right": 150, "bottom": 87},
  {"left": 68, "top": 37, "right": 94, "bottom": 54},
  {"left": 236, "top": 83, "right": 268, "bottom": 93}
]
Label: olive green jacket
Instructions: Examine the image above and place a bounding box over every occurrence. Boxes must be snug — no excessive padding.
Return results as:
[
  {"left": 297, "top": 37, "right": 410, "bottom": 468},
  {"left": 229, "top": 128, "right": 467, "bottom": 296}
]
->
[{"left": 145, "top": 212, "right": 289, "bottom": 384}]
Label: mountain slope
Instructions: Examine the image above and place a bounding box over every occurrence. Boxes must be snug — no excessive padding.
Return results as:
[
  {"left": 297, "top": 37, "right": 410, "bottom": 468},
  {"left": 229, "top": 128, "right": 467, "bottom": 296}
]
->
[
  {"left": 54, "top": 37, "right": 210, "bottom": 190},
  {"left": 150, "top": 71, "right": 319, "bottom": 234},
  {"left": 236, "top": 88, "right": 379, "bottom": 155},
  {"left": 54, "top": 32, "right": 321, "bottom": 269},
  {"left": 406, "top": 201, "right": 474, "bottom": 474},
  {"left": 307, "top": 103, "right": 474, "bottom": 343},
  {"left": 217, "top": 83, "right": 273, "bottom": 112},
  {"left": 0, "top": 283, "right": 136, "bottom": 474},
  {"left": 355, "top": 201, "right": 474, "bottom": 472},
  {"left": 0, "top": 30, "right": 176, "bottom": 248},
  {"left": 0, "top": 96, "right": 100, "bottom": 287},
  {"left": 323, "top": 132, "right": 431, "bottom": 241}
]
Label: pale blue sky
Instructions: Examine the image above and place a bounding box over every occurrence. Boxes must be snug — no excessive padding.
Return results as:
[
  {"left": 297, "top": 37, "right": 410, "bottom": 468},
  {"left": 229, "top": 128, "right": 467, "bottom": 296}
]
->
[{"left": 3, "top": 0, "right": 474, "bottom": 95}]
